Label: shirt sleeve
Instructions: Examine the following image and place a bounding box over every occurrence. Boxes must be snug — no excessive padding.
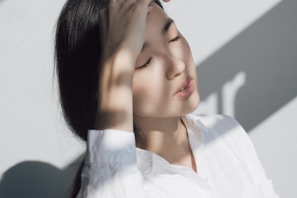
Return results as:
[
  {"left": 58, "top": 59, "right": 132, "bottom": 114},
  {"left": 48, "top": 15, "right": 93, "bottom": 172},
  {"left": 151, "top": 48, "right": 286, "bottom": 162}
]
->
[
  {"left": 76, "top": 129, "right": 147, "bottom": 198},
  {"left": 218, "top": 115, "right": 280, "bottom": 198}
]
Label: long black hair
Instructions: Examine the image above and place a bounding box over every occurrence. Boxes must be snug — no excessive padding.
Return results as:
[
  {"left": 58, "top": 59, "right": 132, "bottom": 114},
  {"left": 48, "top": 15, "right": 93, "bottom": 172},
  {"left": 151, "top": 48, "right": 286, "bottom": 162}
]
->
[{"left": 55, "top": 0, "right": 163, "bottom": 197}]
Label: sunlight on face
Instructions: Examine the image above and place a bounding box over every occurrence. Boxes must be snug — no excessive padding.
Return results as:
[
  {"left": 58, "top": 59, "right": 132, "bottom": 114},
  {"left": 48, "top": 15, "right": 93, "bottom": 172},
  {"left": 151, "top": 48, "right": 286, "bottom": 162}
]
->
[{"left": 132, "top": 3, "right": 200, "bottom": 120}]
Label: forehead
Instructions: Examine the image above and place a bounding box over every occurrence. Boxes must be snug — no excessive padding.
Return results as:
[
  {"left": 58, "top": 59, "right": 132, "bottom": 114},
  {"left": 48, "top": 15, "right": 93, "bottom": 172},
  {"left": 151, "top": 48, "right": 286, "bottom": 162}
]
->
[{"left": 146, "top": 3, "right": 171, "bottom": 34}]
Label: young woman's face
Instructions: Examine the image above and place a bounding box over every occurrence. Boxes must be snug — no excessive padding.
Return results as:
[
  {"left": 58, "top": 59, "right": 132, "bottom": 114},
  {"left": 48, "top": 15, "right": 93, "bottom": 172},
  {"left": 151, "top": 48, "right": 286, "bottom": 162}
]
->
[{"left": 133, "top": 3, "right": 200, "bottom": 119}]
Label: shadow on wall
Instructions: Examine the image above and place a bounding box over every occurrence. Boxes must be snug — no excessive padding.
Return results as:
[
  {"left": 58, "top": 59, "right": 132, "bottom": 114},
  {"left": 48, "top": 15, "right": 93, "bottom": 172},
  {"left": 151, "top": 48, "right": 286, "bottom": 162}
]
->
[
  {"left": 0, "top": 157, "right": 84, "bottom": 198},
  {"left": 0, "top": 162, "right": 62, "bottom": 198},
  {"left": 196, "top": 0, "right": 297, "bottom": 132}
]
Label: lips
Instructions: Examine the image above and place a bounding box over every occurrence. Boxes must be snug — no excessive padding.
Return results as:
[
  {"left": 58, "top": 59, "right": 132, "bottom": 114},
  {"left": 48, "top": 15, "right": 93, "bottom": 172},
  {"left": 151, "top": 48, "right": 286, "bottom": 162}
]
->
[
  {"left": 174, "top": 78, "right": 192, "bottom": 94},
  {"left": 173, "top": 78, "right": 195, "bottom": 100}
]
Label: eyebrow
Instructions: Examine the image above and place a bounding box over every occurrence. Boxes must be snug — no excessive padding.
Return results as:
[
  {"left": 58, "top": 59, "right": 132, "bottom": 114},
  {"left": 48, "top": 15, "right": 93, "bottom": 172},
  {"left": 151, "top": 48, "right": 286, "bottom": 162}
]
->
[
  {"left": 141, "top": 18, "right": 174, "bottom": 52},
  {"left": 141, "top": 42, "right": 149, "bottom": 52},
  {"left": 162, "top": 18, "right": 174, "bottom": 35}
]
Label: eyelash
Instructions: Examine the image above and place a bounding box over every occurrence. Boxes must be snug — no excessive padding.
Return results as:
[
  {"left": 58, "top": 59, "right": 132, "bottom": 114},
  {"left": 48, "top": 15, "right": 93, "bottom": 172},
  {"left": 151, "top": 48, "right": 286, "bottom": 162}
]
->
[
  {"left": 136, "top": 57, "right": 153, "bottom": 70},
  {"left": 170, "top": 35, "right": 181, "bottom": 43},
  {"left": 136, "top": 36, "right": 180, "bottom": 70}
]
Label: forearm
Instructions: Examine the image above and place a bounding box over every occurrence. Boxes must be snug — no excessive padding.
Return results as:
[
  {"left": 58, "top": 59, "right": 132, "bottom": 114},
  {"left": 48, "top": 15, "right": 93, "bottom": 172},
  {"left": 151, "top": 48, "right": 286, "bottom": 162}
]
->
[{"left": 95, "top": 49, "right": 135, "bottom": 132}]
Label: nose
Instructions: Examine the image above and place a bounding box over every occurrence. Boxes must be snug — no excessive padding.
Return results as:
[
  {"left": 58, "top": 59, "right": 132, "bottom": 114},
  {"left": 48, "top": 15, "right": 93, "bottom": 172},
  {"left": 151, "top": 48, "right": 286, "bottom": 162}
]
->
[{"left": 165, "top": 54, "right": 186, "bottom": 80}]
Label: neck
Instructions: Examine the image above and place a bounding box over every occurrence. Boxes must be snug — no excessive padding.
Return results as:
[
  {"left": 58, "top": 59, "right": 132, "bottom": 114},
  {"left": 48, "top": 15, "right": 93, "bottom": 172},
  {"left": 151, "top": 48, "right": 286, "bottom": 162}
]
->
[{"left": 134, "top": 116, "right": 197, "bottom": 172}]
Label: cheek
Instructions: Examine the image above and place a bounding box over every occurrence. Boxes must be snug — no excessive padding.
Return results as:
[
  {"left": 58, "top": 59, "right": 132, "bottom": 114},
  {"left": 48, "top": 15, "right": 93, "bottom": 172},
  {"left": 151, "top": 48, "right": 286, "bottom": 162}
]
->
[
  {"left": 180, "top": 38, "right": 197, "bottom": 80},
  {"left": 132, "top": 73, "right": 167, "bottom": 116},
  {"left": 182, "top": 38, "right": 194, "bottom": 62}
]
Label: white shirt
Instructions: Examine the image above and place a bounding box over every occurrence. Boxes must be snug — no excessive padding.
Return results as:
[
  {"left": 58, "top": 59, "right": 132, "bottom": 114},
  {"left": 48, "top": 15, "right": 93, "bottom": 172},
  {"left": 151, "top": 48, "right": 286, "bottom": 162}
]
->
[{"left": 77, "top": 114, "right": 279, "bottom": 198}]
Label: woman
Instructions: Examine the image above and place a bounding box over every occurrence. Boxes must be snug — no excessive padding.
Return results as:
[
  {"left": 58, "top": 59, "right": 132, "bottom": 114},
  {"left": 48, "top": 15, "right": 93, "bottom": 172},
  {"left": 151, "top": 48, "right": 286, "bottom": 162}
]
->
[{"left": 55, "top": 0, "right": 279, "bottom": 197}]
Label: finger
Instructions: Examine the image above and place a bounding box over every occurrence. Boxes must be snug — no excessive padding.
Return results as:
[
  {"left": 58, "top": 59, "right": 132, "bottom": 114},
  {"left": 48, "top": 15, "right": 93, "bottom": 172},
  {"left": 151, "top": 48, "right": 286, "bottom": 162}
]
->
[
  {"left": 131, "top": 0, "right": 153, "bottom": 15},
  {"left": 141, "top": 0, "right": 154, "bottom": 7},
  {"left": 147, "top": 6, "right": 154, "bottom": 14}
]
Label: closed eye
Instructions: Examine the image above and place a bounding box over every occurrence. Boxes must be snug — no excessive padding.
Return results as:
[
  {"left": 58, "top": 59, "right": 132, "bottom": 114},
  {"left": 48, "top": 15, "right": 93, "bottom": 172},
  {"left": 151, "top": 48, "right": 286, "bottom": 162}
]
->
[
  {"left": 169, "top": 35, "right": 180, "bottom": 43},
  {"left": 136, "top": 57, "right": 153, "bottom": 70}
]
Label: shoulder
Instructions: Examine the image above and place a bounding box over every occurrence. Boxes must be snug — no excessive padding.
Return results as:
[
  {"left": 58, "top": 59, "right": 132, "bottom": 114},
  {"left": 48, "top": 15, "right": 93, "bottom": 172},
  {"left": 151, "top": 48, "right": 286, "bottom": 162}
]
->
[{"left": 187, "top": 114, "right": 279, "bottom": 197}]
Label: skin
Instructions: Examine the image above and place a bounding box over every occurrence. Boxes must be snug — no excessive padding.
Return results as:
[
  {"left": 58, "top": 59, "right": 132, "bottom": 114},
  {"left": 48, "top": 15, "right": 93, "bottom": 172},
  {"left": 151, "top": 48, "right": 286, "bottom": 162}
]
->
[{"left": 96, "top": 0, "right": 199, "bottom": 171}]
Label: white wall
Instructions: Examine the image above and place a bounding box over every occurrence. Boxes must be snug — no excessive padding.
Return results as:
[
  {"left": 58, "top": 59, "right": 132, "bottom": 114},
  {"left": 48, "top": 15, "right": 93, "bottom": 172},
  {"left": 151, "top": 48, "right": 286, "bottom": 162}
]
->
[
  {"left": 0, "top": 0, "right": 85, "bottom": 175},
  {"left": 0, "top": 0, "right": 295, "bottom": 197},
  {"left": 250, "top": 97, "right": 297, "bottom": 198}
]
